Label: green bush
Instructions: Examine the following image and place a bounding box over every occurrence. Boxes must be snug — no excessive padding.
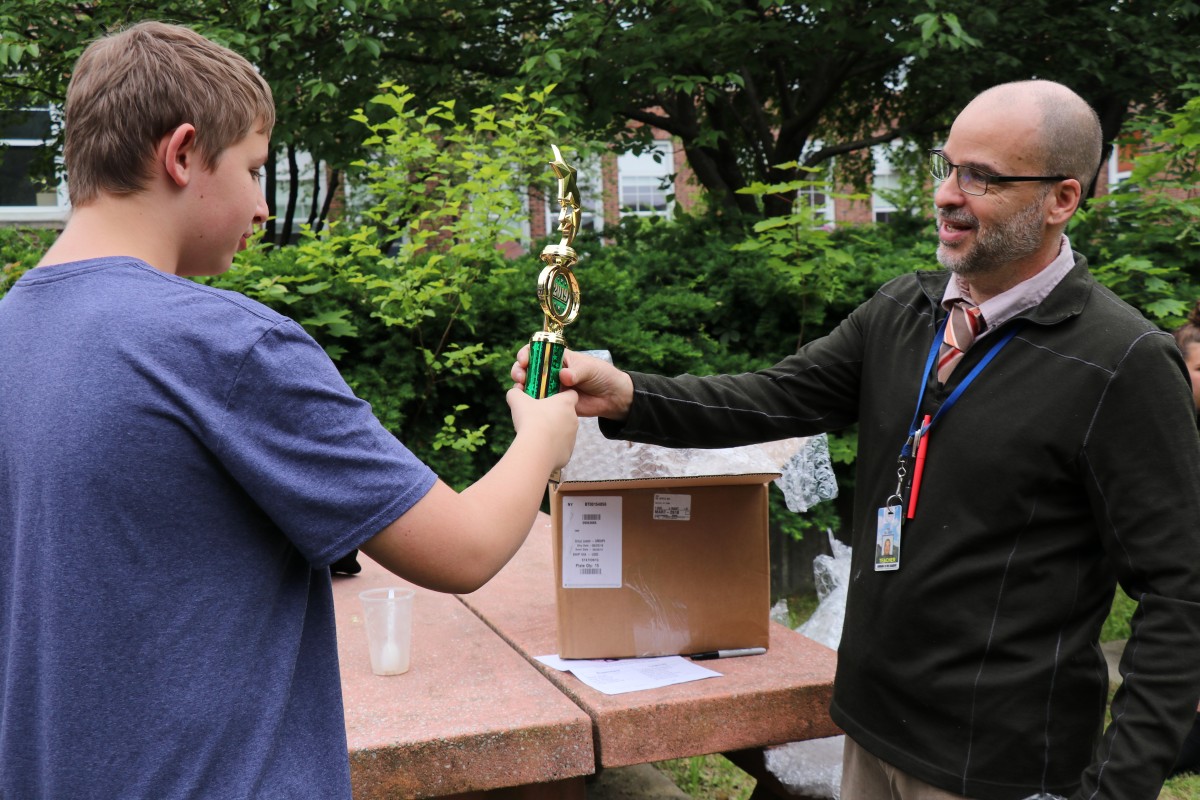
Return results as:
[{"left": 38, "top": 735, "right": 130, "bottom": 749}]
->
[
  {"left": 0, "top": 227, "right": 56, "bottom": 293},
  {"left": 1069, "top": 90, "right": 1200, "bottom": 327},
  {"left": 6, "top": 90, "right": 1197, "bottom": 536},
  {"left": 204, "top": 83, "right": 571, "bottom": 489}
]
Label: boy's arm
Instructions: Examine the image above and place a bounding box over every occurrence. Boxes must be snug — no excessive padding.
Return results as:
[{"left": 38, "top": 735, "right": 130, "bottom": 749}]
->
[{"left": 360, "top": 388, "right": 577, "bottom": 594}]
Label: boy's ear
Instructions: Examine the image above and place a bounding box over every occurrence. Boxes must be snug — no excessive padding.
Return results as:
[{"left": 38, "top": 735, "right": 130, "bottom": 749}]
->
[{"left": 161, "top": 123, "right": 198, "bottom": 188}]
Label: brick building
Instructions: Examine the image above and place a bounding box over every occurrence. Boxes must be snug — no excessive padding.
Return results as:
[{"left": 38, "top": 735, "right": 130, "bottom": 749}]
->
[{"left": 0, "top": 106, "right": 1157, "bottom": 237}]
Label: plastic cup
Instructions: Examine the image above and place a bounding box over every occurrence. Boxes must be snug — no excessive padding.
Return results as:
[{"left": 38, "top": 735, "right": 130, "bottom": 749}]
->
[{"left": 358, "top": 587, "right": 414, "bottom": 676}]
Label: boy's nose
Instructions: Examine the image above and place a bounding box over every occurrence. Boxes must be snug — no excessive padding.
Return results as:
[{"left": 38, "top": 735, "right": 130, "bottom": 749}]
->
[{"left": 253, "top": 190, "right": 270, "bottom": 225}]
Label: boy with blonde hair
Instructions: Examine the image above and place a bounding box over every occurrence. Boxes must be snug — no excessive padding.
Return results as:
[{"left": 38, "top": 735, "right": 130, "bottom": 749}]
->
[{"left": 0, "top": 21, "right": 577, "bottom": 798}]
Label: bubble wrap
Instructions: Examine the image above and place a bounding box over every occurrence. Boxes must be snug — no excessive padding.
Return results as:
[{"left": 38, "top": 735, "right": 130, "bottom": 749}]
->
[
  {"left": 777, "top": 434, "right": 839, "bottom": 513},
  {"left": 795, "top": 530, "right": 851, "bottom": 651},
  {"left": 561, "top": 352, "right": 838, "bottom": 513},
  {"left": 763, "top": 735, "right": 844, "bottom": 799}
]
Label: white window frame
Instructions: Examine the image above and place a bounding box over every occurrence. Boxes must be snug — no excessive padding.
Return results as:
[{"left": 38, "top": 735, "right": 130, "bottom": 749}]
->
[
  {"left": 1107, "top": 147, "right": 1132, "bottom": 188},
  {"left": 797, "top": 171, "right": 834, "bottom": 224},
  {"left": 0, "top": 105, "right": 69, "bottom": 225},
  {"left": 796, "top": 140, "right": 835, "bottom": 224},
  {"left": 871, "top": 146, "right": 899, "bottom": 223},
  {"left": 617, "top": 142, "right": 674, "bottom": 218}
]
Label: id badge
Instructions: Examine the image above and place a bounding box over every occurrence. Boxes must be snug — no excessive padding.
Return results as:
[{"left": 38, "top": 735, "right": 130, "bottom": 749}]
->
[{"left": 875, "top": 504, "right": 902, "bottom": 571}]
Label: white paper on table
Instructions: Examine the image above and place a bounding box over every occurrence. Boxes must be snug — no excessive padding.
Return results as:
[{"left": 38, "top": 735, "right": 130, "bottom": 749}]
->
[{"left": 535, "top": 654, "right": 721, "bottom": 695}]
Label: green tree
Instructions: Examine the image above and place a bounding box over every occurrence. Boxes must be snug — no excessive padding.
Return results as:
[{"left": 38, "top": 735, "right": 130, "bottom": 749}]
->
[
  {"left": 203, "top": 83, "right": 573, "bottom": 486},
  {"left": 0, "top": 0, "right": 564, "bottom": 244},
  {"left": 8, "top": 1, "right": 1200, "bottom": 230},
  {"left": 514, "top": 0, "right": 1200, "bottom": 216},
  {"left": 1069, "top": 87, "right": 1200, "bottom": 326}
]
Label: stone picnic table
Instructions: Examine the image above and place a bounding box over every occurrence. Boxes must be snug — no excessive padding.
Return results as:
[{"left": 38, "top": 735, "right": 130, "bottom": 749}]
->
[{"left": 334, "top": 512, "right": 839, "bottom": 799}]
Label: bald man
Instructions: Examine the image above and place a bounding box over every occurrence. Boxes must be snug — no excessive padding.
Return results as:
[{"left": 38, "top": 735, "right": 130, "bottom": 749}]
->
[{"left": 515, "top": 81, "right": 1200, "bottom": 800}]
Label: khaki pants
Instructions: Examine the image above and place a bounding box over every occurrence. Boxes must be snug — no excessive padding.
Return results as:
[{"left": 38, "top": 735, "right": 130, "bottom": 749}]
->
[{"left": 841, "top": 736, "right": 974, "bottom": 800}]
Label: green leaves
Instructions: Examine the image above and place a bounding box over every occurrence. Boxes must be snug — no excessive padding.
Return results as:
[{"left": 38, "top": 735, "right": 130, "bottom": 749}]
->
[
  {"left": 0, "top": 228, "right": 56, "bottom": 294},
  {"left": 198, "top": 83, "right": 583, "bottom": 485},
  {"left": 0, "top": 40, "right": 38, "bottom": 67},
  {"left": 352, "top": 82, "right": 568, "bottom": 272},
  {"left": 911, "top": 10, "right": 981, "bottom": 53},
  {"left": 432, "top": 405, "right": 490, "bottom": 453},
  {"left": 732, "top": 168, "right": 872, "bottom": 347},
  {"left": 1068, "top": 91, "right": 1200, "bottom": 328}
]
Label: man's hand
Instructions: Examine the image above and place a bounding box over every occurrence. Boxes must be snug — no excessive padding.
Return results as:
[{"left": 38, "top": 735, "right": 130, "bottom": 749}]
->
[{"left": 511, "top": 346, "right": 634, "bottom": 422}]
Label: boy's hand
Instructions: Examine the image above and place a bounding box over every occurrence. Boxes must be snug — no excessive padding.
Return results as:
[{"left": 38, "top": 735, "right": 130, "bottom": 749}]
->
[
  {"left": 511, "top": 347, "right": 634, "bottom": 421},
  {"left": 506, "top": 387, "right": 579, "bottom": 471}
]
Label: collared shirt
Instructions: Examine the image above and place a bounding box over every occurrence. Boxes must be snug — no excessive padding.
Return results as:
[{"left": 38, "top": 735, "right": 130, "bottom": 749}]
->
[{"left": 940, "top": 234, "right": 1074, "bottom": 342}]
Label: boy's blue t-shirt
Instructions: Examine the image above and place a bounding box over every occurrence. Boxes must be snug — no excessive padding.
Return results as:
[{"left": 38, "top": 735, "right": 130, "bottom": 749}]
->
[{"left": 0, "top": 257, "right": 437, "bottom": 798}]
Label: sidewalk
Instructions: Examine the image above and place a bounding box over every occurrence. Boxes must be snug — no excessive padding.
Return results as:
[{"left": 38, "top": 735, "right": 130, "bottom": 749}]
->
[
  {"left": 1102, "top": 638, "right": 1126, "bottom": 687},
  {"left": 586, "top": 765, "right": 691, "bottom": 800}
]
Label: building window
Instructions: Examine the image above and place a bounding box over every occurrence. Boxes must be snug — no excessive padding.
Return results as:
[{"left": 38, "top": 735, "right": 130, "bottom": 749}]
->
[
  {"left": 0, "top": 106, "right": 68, "bottom": 224},
  {"left": 544, "top": 155, "right": 603, "bottom": 237},
  {"left": 872, "top": 146, "right": 899, "bottom": 224},
  {"left": 791, "top": 155, "right": 834, "bottom": 224},
  {"left": 1107, "top": 145, "right": 1133, "bottom": 189},
  {"left": 795, "top": 138, "right": 835, "bottom": 224},
  {"left": 798, "top": 171, "right": 834, "bottom": 224},
  {"left": 618, "top": 143, "right": 673, "bottom": 217}
]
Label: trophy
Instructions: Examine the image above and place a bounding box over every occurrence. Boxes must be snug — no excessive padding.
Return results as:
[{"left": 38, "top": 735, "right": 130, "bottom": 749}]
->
[{"left": 524, "top": 144, "right": 582, "bottom": 399}]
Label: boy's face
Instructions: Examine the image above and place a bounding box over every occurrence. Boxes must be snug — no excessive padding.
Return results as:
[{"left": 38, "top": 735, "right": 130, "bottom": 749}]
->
[
  {"left": 1184, "top": 342, "right": 1200, "bottom": 412},
  {"left": 177, "top": 129, "right": 270, "bottom": 277}
]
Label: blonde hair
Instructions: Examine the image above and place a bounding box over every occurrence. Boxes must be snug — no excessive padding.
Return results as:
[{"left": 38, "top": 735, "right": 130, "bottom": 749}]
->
[{"left": 63, "top": 21, "right": 275, "bottom": 206}]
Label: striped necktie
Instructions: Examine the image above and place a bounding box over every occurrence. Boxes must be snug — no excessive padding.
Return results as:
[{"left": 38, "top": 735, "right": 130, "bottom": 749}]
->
[{"left": 937, "top": 301, "right": 984, "bottom": 384}]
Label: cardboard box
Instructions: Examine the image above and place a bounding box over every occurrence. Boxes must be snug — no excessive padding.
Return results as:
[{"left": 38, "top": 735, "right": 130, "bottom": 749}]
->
[{"left": 550, "top": 473, "right": 777, "bottom": 659}]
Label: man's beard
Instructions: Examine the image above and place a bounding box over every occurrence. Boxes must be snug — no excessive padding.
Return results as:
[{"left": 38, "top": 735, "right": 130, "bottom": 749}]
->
[{"left": 936, "top": 197, "right": 1046, "bottom": 277}]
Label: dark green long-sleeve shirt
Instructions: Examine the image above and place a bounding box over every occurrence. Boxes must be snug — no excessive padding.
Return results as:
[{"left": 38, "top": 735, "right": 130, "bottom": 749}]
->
[{"left": 601, "top": 255, "right": 1200, "bottom": 800}]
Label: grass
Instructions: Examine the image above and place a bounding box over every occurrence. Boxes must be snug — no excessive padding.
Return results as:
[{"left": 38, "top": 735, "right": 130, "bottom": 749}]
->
[
  {"left": 651, "top": 588, "right": 1200, "bottom": 799},
  {"left": 655, "top": 754, "right": 755, "bottom": 800},
  {"left": 781, "top": 591, "right": 820, "bottom": 630},
  {"left": 1164, "top": 774, "right": 1200, "bottom": 799},
  {"left": 1102, "top": 585, "right": 1136, "bottom": 642}
]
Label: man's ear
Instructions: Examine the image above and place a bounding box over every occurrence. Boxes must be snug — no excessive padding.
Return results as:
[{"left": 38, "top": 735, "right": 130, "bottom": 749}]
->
[
  {"left": 161, "top": 123, "right": 198, "bottom": 188},
  {"left": 1047, "top": 178, "right": 1082, "bottom": 226}
]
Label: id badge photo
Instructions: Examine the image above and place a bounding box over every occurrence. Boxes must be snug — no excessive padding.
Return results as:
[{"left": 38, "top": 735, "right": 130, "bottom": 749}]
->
[{"left": 875, "top": 505, "right": 902, "bottom": 571}]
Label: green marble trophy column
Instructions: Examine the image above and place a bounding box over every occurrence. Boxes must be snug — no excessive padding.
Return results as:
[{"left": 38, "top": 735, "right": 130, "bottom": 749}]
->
[{"left": 525, "top": 144, "right": 582, "bottom": 399}]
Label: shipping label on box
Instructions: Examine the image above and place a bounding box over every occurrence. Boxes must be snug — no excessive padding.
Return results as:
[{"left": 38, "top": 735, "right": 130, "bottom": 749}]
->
[
  {"left": 652, "top": 493, "right": 692, "bottom": 521},
  {"left": 550, "top": 474, "right": 776, "bottom": 660},
  {"left": 561, "top": 496, "right": 623, "bottom": 588}
]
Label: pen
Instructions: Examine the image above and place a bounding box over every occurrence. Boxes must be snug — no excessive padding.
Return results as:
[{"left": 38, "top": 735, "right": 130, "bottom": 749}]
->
[
  {"left": 689, "top": 647, "right": 766, "bottom": 660},
  {"left": 906, "top": 415, "right": 931, "bottom": 520}
]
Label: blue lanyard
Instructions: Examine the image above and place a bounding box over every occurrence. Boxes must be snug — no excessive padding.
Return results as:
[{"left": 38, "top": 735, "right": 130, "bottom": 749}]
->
[{"left": 901, "top": 315, "right": 1023, "bottom": 456}]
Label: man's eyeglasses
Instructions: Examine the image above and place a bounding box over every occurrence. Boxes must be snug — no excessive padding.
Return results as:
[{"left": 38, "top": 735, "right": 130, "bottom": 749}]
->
[{"left": 928, "top": 149, "right": 1068, "bottom": 196}]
